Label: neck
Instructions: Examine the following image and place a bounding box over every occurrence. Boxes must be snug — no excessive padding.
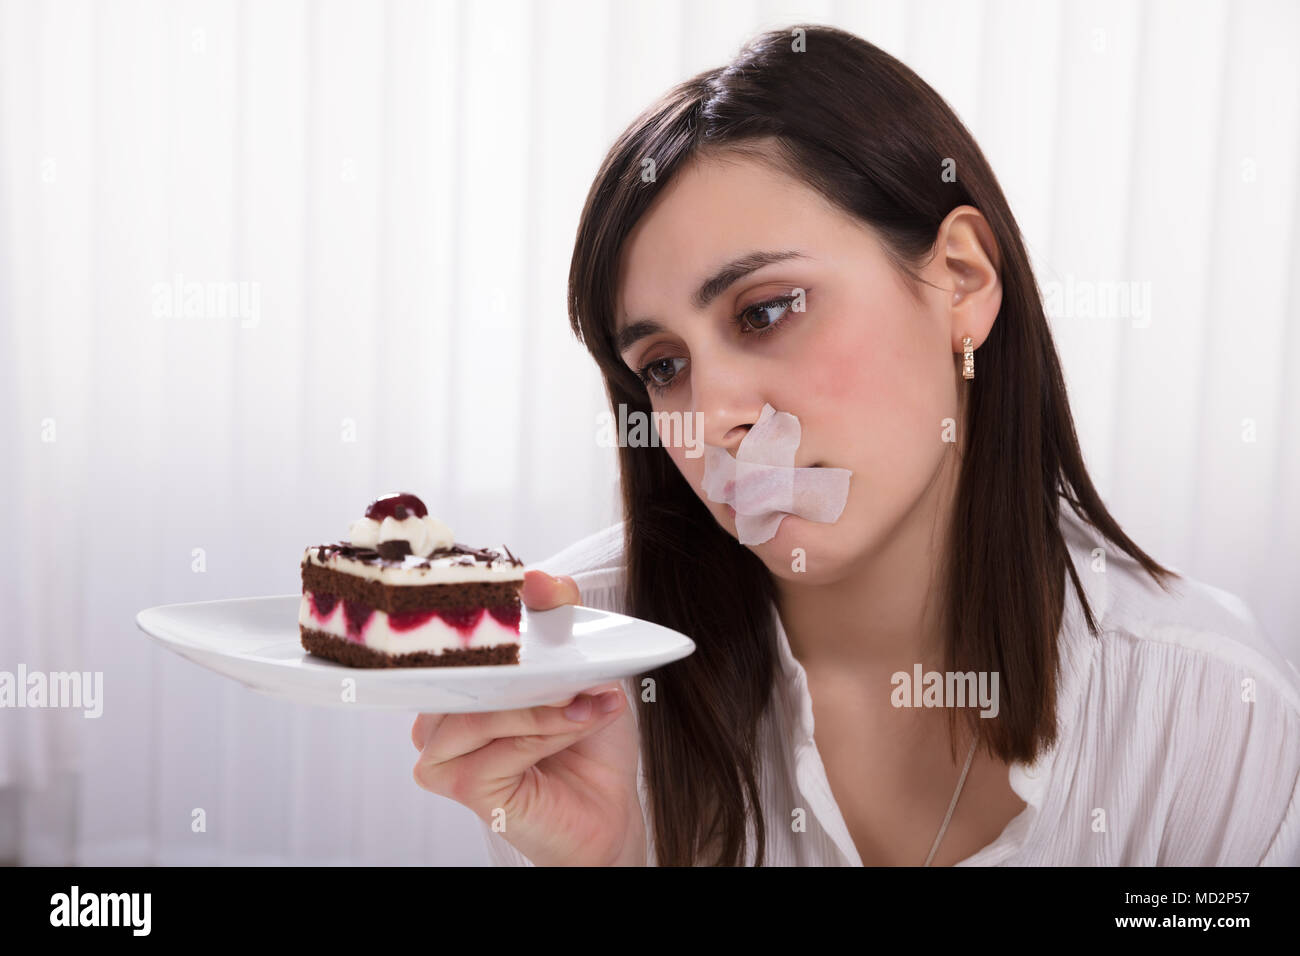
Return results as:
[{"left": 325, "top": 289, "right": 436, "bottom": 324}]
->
[{"left": 773, "top": 447, "right": 960, "bottom": 676}]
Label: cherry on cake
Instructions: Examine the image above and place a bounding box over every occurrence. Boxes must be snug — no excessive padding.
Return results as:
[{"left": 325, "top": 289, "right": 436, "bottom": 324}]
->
[{"left": 299, "top": 493, "right": 525, "bottom": 667}]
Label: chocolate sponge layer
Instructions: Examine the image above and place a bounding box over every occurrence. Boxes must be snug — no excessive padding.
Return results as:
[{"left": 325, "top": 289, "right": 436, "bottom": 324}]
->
[
  {"left": 300, "top": 626, "right": 520, "bottom": 668},
  {"left": 302, "top": 562, "right": 523, "bottom": 614}
]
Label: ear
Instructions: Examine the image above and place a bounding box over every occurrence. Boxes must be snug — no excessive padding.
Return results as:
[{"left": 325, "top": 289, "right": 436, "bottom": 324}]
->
[{"left": 931, "top": 205, "right": 1002, "bottom": 355}]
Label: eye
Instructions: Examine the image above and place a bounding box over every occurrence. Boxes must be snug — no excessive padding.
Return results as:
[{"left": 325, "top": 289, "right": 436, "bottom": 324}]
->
[
  {"left": 634, "top": 293, "right": 802, "bottom": 397},
  {"left": 739, "top": 295, "right": 797, "bottom": 333},
  {"left": 637, "top": 356, "right": 686, "bottom": 395}
]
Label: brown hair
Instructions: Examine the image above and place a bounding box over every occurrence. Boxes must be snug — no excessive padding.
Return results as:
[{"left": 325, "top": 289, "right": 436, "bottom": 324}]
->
[{"left": 565, "top": 24, "right": 1179, "bottom": 866}]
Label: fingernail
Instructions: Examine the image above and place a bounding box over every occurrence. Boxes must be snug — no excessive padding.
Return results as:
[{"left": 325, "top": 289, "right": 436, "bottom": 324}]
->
[
  {"left": 597, "top": 690, "right": 622, "bottom": 713},
  {"left": 564, "top": 696, "right": 592, "bottom": 721}
]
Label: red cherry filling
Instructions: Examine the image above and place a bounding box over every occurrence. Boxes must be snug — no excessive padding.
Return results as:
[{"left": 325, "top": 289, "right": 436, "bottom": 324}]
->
[
  {"left": 364, "top": 492, "right": 429, "bottom": 521},
  {"left": 343, "top": 600, "right": 374, "bottom": 641},
  {"left": 388, "top": 608, "right": 440, "bottom": 632},
  {"left": 312, "top": 594, "right": 520, "bottom": 648},
  {"left": 438, "top": 606, "right": 486, "bottom": 632},
  {"left": 489, "top": 604, "right": 521, "bottom": 629},
  {"left": 390, "top": 605, "right": 520, "bottom": 636},
  {"left": 309, "top": 592, "right": 339, "bottom": 619}
]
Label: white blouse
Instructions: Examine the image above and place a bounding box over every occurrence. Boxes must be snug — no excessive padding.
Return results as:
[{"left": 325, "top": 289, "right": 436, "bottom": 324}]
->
[{"left": 481, "top": 501, "right": 1300, "bottom": 866}]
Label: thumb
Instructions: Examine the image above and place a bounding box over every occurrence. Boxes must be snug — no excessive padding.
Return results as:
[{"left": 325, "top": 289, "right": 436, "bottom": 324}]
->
[{"left": 521, "top": 569, "right": 581, "bottom": 610}]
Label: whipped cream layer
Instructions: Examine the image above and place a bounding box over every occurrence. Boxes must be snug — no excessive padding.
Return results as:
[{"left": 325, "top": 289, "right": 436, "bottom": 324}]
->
[
  {"left": 302, "top": 546, "right": 526, "bottom": 585},
  {"left": 299, "top": 591, "right": 520, "bottom": 655},
  {"left": 348, "top": 513, "right": 453, "bottom": 557}
]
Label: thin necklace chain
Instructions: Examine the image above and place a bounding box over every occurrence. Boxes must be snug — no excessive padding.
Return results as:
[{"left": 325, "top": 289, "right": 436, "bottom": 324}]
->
[{"left": 923, "top": 735, "right": 979, "bottom": 867}]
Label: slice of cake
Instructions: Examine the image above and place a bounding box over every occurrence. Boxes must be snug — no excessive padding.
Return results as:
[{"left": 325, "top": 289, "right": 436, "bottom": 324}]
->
[{"left": 299, "top": 493, "right": 525, "bottom": 667}]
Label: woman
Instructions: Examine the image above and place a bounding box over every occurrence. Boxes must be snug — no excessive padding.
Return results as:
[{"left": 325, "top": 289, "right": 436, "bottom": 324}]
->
[{"left": 412, "top": 24, "right": 1300, "bottom": 866}]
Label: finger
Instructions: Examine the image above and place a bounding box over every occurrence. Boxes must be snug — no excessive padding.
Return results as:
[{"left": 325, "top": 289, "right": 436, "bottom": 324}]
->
[
  {"left": 414, "top": 701, "right": 628, "bottom": 807},
  {"left": 460, "top": 711, "right": 625, "bottom": 797},
  {"left": 580, "top": 680, "right": 625, "bottom": 697},
  {"left": 411, "top": 712, "right": 448, "bottom": 752},
  {"left": 538, "top": 680, "right": 623, "bottom": 709},
  {"left": 413, "top": 679, "right": 618, "bottom": 750},
  {"left": 417, "top": 692, "right": 624, "bottom": 767},
  {"left": 521, "top": 570, "right": 581, "bottom": 611}
]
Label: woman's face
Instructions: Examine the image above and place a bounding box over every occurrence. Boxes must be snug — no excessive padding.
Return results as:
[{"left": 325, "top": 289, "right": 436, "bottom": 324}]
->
[{"left": 614, "top": 147, "right": 998, "bottom": 583}]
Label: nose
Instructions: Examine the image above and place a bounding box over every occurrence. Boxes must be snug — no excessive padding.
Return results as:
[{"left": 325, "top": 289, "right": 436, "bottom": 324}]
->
[{"left": 690, "top": 347, "right": 759, "bottom": 453}]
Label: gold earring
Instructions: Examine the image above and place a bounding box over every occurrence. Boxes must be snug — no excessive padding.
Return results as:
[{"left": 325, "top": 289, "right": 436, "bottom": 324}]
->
[{"left": 962, "top": 335, "right": 975, "bottom": 380}]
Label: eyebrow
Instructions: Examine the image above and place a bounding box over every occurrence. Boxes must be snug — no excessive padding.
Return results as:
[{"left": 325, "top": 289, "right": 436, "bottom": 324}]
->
[{"left": 616, "top": 249, "right": 808, "bottom": 355}]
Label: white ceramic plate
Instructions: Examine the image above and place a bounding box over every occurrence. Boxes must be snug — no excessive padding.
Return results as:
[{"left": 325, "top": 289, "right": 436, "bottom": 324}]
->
[{"left": 136, "top": 595, "right": 695, "bottom": 712}]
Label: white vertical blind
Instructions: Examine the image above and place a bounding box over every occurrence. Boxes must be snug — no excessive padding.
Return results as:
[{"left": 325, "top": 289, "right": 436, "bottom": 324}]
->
[{"left": 0, "top": 0, "right": 1295, "bottom": 864}]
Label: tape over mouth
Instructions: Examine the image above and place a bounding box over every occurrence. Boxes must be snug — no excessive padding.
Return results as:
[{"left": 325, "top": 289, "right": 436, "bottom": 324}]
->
[{"left": 701, "top": 402, "right": 852, "bottom": 545}]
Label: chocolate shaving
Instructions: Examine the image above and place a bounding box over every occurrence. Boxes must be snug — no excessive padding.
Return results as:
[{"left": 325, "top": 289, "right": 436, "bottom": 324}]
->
[
  {"left": 430, "top": 542, "right": 517, "bottom": 565},
  {"left": 312, "top": 536, "right": 523, "bottom": 568},
  {"left": 377, "top": 540, "right": 412, "bottom": 560}
]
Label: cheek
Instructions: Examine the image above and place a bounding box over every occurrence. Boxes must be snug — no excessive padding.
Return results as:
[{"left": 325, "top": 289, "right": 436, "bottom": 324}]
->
[
  {"left": 813, "top": 339, "right": 867, "bottom": 406},
  {"left": 806, "top": 307, "right": 950, "bottom": 476},
  {"left": 802, "top": 313, "right": 895, "bottom": 411}
]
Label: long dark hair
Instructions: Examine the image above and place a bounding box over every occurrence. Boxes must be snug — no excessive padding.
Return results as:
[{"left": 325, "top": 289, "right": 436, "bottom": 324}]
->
[{"left": 565, "top": 24, "right": 1179, "bottom": 866}]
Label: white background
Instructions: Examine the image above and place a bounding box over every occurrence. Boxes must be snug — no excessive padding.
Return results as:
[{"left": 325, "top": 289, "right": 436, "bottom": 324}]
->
[{"left": 1, "top": 0, "right": 1297, "bottom": 864}]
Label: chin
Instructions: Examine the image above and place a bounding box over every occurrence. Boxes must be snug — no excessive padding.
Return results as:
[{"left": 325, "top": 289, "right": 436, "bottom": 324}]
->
[{"left": 759, "top": 514, "right": 862, "bottom": 578}]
